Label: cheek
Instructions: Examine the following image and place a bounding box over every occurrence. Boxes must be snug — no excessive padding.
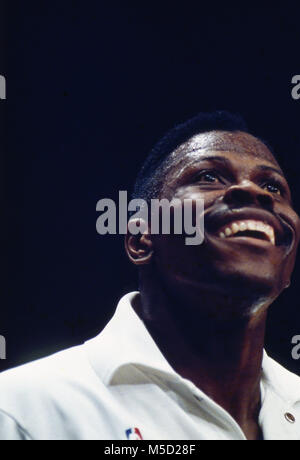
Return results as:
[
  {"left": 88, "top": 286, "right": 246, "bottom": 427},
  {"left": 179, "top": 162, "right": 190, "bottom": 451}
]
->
[
  {"left": 173, "top": 186, "right": 223, "bottom": 207},
  {"left": 153, "top": 234, "right": 200, "bottom": 278},
  {"left": 284, "top": 237, "right": 300, "bottom": 275},
  {"left": 293, "top": 214, "right": 300, "bottom": 245}
]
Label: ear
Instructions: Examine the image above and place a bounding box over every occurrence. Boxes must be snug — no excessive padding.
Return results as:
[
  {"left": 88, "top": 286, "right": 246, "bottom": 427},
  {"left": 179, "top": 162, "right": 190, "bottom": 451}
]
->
[
  {"left": 284, "top": 280, "right": 291, "bottom": 290},
  {"left": 125, "top": 218, "right": 154, "bottom": 265}
]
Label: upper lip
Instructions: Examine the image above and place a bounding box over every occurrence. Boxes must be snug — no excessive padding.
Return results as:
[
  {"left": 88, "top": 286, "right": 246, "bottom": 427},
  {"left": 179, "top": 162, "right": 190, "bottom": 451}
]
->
[{"left": 205, "top": 207, "right": 293, "bottom": 247}]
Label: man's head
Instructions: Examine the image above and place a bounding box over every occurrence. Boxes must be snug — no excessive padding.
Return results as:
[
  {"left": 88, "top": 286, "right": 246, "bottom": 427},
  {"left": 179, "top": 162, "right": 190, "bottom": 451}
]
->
[{"left": 126, "top": 111, "right": 300, "bottom": 319}]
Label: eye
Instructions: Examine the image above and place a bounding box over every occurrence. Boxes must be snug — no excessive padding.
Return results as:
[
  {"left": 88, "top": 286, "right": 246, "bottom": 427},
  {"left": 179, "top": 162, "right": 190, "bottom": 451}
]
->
[
  {"left": 195, "top": 170, "right": 222, "bottom": 183},
  {"left": 262, "top": 181, "right": 283, "bottom": 195}
]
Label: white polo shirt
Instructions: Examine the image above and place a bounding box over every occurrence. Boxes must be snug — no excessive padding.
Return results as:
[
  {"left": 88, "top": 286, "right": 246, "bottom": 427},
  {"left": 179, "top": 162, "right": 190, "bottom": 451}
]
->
[{"left": 0, "top": 292, "right": 300, "bottom": 440}]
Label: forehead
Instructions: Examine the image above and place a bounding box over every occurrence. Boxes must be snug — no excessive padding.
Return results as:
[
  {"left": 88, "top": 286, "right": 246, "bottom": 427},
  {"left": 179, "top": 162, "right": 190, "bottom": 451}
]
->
[{"left": 169, "top": 130, "right": 280, "bottom": 169}]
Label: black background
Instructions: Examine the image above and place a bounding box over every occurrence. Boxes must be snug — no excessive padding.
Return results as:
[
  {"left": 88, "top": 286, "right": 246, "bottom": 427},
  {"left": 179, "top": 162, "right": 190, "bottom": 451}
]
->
[{"left": 2, "top": 2, "right": 300, "bottom": 374}]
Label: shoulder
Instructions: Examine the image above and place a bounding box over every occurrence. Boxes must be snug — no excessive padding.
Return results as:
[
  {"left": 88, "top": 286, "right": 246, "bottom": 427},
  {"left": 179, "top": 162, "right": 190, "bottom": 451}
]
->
[
  {"left": 0, "top": 343, "right": 109, "bottom": 439},
  {"left": 0, "top": 344, "right": 93, "bottom": 393}
]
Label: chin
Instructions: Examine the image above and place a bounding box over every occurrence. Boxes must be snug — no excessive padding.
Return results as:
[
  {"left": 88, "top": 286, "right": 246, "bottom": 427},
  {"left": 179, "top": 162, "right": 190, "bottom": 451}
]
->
[
  {"left": 199, "top": 268, "right": 281, "bottom": 313},
  {"left": 166, "top": 271, "right": 275, "bottom": 322},
  {"left": 215, "top": 265, "right": 282, "bottom": 297}
]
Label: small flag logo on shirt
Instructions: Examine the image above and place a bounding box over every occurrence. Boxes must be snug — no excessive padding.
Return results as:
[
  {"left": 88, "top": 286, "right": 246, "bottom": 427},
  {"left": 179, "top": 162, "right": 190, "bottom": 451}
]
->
[{"left": 125, "top": 427, "right": 143, "bottom": 440}]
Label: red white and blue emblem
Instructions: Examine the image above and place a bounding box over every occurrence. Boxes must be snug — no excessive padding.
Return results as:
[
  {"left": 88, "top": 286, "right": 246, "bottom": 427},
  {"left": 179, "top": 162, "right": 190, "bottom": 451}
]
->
[{"left": 125, "top": 427, "right": 143, "bottom": 440}]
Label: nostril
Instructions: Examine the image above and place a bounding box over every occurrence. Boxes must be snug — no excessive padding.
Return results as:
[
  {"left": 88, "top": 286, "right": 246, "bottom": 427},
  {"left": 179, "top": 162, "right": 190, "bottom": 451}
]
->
[
  {"left": 224, "top": 188, "right": 253, "bottom": 205},
  {"left": 224, "top": 186, "right": 274, "bottom": 209},
  {"left": 258, "top": 194, "right": 273, "bottom": 208}
]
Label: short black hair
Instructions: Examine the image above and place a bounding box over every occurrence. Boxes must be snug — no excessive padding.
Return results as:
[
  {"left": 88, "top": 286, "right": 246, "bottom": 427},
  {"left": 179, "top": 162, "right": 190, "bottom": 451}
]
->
[{"left": 132, "top": 110, "right": 272, "bottom": 203}]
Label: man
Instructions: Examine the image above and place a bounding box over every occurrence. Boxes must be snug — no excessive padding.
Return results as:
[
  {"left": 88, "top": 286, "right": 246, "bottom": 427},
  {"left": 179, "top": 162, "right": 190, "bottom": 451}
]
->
[{"left": 1, "top": 111, "right": 300, "bottom": 440}]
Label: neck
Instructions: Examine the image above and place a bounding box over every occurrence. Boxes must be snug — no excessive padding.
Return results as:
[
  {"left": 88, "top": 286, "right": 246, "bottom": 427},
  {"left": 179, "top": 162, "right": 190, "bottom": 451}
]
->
[{"left": 135, "top": 271, "right": 269, "bottom": 431}]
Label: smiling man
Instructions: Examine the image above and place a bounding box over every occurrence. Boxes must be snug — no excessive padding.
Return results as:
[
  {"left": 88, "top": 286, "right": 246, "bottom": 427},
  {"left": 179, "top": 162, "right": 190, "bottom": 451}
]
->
[{"left": 1, "top": 111, "right": 300, "bottom": 440}]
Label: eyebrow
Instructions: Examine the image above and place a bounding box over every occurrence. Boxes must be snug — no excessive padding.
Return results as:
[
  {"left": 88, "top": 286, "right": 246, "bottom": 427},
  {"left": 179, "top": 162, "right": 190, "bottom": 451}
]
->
[
  {"left": 196, "top": 155, "right": 232, "bottom": 167},
  {"left": 256, "top": 164, "right": 285, "bottom": 179}
]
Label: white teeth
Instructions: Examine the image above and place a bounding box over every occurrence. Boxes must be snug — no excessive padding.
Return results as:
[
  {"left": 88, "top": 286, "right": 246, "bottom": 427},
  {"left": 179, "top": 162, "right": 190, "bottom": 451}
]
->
[
  {"left": 257, "top": 222, "right": 264, "bottom": 232},
  {"left": 248, "top": 221, "right": 256, "bottom": 231},
  {"left": 232, "top": 223, "right": 239, "bottom": 233},
  {"left": 225, "top": 227, "right": 232, "bottom": 236},
  {"left": 218, "top": 219, "right": 275, "bottom": 245},
  {"left": 239, "top": 222, "right": 247, "bottom": 231}
]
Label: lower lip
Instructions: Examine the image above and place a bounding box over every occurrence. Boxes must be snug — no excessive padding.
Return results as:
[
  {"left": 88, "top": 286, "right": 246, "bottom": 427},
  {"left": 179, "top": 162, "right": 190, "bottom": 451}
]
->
[{"left": 215, "top": 235, "right": 276, "bottom": 248}]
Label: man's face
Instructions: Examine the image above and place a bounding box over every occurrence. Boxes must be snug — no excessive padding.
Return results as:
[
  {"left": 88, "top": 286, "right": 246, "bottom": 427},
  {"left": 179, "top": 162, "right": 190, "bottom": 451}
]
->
[{"left": 152, "top": 131, "right": 300, "bottom": 315}]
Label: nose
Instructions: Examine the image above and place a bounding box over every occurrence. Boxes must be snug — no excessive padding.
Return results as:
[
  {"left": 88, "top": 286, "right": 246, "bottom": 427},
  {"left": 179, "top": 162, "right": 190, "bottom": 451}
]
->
[{"left": 223, "top": 181, "right": 274, "bottom": 210}]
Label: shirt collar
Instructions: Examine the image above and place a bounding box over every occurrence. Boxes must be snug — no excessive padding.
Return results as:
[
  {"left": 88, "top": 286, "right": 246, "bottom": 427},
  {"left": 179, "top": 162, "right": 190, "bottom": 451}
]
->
[
  {"left": 84, "top": 291, "right": 300, "bottom": 406},
  {"left": 261, "top": 348, "right": 300, "bottom": 406},
  {"left": 84, "top": 291, "right": 177, "bottom": 385}
]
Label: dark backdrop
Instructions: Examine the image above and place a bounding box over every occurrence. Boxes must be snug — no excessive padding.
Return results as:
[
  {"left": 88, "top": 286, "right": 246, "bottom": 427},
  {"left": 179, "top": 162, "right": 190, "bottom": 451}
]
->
[{"left": 2, "top": 2, "right": 300, "bottom": 375}]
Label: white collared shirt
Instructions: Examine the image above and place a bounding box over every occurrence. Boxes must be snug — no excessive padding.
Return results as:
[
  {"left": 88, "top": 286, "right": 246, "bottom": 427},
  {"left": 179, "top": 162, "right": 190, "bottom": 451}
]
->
[{"left": 0, "top": 292, "right": 300, "bottom": 440}]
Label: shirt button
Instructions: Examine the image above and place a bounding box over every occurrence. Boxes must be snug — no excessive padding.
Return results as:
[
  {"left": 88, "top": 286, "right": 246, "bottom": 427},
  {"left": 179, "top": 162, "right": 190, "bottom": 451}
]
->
[{"left": 284, "top": 412, "right": 296, "bottom": 423}]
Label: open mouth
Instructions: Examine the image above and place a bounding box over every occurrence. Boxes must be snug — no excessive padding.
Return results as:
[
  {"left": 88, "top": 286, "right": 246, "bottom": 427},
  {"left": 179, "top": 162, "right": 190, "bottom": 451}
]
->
[
  {"left": 217, "top": 219, "right": 275, "bottom": 245},
  {"left": 206, "top": 207, "right": 294, "bottom": 250}
]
